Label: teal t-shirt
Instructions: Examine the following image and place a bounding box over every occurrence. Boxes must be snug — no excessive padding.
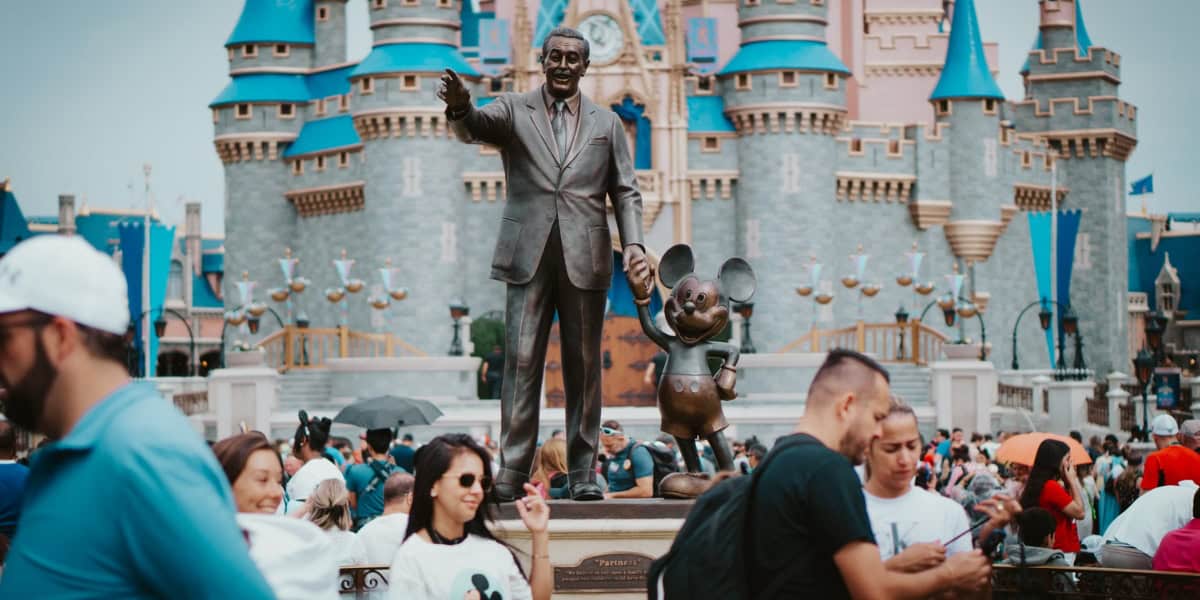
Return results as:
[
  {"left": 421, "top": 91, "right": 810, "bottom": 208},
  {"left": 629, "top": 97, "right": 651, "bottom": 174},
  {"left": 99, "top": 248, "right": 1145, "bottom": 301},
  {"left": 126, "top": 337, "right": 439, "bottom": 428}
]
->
[
  {"left": 605, "top": 440, "right": 653, "bottom": 492},
  {"left": 0, "top": 382, "right": 274, "bottom": 599},
  {"left": 345, "top": 458, "right": 395, "bottom": 521}
]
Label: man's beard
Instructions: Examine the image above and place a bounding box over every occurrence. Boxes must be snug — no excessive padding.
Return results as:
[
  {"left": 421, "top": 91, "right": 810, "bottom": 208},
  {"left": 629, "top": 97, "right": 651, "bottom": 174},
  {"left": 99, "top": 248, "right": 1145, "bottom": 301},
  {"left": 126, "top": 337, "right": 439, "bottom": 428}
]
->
[
  {"left": 0, "top": 337, "right": 57, "bottom": 432},
  {"left": 839, "top": 432, "right": 870, "bottom": 466}
]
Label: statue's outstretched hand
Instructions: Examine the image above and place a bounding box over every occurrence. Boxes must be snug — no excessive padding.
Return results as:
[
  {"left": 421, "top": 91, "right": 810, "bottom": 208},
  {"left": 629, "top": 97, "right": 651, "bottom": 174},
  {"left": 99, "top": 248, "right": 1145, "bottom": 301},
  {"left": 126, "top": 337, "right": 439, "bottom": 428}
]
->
[{"left": 438, "top": 68, "right": 471, "bottom": 111}]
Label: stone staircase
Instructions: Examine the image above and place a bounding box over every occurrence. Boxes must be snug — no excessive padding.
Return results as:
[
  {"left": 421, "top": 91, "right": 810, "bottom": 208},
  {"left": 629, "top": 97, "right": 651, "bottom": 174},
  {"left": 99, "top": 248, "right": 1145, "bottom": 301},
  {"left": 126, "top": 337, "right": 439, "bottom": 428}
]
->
[
  {"left": 278, "top": 369, "right": 335, "bottom": 413},
  {"left": 888, "top": 363, "right": 932, "bottom": 406}
]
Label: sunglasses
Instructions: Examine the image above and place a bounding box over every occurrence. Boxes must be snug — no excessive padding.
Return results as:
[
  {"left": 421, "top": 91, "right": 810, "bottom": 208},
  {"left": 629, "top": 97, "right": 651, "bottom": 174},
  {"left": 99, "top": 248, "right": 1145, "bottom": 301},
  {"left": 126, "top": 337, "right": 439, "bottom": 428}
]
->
[
  {"left": 444, "top": 472, "right": 493, "bottom": 492},
  {"left": 601, "top": 426, "right": 622, "bottom": 436}
]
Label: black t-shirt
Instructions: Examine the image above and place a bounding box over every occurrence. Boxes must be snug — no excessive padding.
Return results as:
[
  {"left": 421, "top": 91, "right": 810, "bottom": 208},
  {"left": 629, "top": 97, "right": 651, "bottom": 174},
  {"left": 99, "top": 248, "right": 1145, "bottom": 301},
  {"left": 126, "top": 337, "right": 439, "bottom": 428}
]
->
[
  {"left": 748, "top": 433, "right": 875, "bottom": 599},
  {"left": 484, "top": 350, "right": 505, "bottom": 379}
]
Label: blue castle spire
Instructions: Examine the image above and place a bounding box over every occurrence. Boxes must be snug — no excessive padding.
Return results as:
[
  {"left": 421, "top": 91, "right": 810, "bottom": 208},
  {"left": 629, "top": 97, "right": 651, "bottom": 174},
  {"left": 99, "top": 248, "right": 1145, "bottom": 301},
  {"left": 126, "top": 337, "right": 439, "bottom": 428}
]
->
[
  {"left": 930, "top": 0, "right": 1003, "bottom": 101},
  {"left": 226, "top": 0, "right": 315, "bottom": 46},
  {"left": 1074, "top": 0, "right": 1094, "bottom": 51}
]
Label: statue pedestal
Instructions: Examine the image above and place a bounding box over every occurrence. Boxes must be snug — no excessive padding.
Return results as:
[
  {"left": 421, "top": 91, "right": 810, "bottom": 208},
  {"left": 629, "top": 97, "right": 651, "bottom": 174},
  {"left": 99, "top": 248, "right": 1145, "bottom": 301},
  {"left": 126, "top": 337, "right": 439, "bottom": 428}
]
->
[{"left": 495, "top": 499, "right": 691, "bottom": 599}]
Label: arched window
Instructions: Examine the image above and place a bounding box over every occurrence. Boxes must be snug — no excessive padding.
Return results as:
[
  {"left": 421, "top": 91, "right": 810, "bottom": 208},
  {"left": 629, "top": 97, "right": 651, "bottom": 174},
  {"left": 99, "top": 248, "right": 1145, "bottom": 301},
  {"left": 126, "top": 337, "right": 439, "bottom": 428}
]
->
[{"left": 167, "top": 260, "right": 184, "bottom": 301}]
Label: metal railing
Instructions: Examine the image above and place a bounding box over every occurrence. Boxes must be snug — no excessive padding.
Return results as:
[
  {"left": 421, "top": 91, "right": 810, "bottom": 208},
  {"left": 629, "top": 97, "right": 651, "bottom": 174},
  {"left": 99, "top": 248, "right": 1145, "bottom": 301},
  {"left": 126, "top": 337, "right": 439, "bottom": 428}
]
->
[
  {"left": 1120, "top": 403, "right": 1137, "bottom": 432},
  {"left": 998, "top": 383, "right": 1034, "bottom": 412},
  {"left": 992, "top": 564, "right": 1200, "bottom": 598},
  {"left": 1086, "top": 394, "right": 1109, "bottom": 426},
  {"left": 339, "top": 565, "right": 389, "bottom": 596},
  {"left": 257, "top": 326, "right": 425, "bottom": 372},
  {"left": 780, "top": 320, "right": 950, "bottom": 365}
]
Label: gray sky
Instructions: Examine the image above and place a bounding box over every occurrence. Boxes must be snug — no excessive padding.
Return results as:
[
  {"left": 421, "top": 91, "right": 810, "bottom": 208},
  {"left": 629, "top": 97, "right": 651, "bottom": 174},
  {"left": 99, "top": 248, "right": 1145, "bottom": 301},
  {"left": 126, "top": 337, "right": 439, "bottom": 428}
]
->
[{"left": 0, "top": 0, "right": 1193, "bottom": 236}]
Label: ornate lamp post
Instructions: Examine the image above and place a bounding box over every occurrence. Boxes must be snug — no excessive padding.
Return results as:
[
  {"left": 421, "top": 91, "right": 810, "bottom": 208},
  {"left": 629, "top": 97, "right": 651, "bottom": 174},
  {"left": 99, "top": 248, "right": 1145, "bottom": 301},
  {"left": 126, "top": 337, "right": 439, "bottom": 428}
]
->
[
  {"left": 448, "top": 299, "right": 470, "bottom": 356},
  {"left": 796, "top": 256, "right": 835, "bottom": 333},
  {"left": 1134, "top": 347, "right": 1156, "bottom": 437},
  {"left": 843, "top": 245, "right": 881, "bottom": 320},
  {"left": 367, "top": 258, "right": 410, "bottom": 332},
  {"left": 266, "top": 248, "right": 310, "bottom": 325},
  {"left": 733, "top": 301, "right": 757, "bottom": 354},
  {"left": 895, "top": 305, "right": 909, "bottom": 359},
  {"left": 1010, "top": 300, "right": 1055, "bottom": 370},
  {"left": 130, "top": 307, "right": 197, "bottom": 376},
  {"left": 327, "top": 249, "right": 366, "bottom": 329}
]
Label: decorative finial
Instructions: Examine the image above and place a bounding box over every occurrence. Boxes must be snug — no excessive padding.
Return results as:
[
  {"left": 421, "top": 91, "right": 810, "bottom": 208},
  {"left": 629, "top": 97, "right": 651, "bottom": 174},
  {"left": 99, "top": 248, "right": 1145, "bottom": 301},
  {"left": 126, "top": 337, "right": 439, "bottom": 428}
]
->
[
  {"left": 283, "top": 247, "right": 292, "bottom": 258},
  {"left": 385, "top": 258, "right": 393, "bottom": 267},
  {"left": 911, "top": 241, "right": 919, "bottom": 251},
  {"left": 242, "top": 271, "right": 249, "bottom": 280},
  {"left": 952, "top": 261, "right": 960, "bottom": 273},
  {"left": 341, "top": 248, "right": 348, "bottom": 260},
  {"left": 1, "top": 177, "right": 10, "bottom": 192}
]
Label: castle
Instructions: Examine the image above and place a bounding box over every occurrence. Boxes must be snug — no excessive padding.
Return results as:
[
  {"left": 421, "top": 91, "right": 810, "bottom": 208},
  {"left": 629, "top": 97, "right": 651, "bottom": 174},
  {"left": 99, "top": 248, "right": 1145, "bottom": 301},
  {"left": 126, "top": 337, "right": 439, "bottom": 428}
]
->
[{"left": 212, "top": 0, "right": 1136, "bottom": 375}]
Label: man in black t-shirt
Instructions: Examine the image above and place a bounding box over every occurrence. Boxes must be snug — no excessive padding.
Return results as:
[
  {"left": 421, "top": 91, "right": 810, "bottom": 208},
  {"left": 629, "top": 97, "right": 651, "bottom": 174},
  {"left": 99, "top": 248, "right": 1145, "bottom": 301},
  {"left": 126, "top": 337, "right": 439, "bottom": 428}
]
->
[{"left": 747, "top": 349, "right": 992, "bottom": 599}]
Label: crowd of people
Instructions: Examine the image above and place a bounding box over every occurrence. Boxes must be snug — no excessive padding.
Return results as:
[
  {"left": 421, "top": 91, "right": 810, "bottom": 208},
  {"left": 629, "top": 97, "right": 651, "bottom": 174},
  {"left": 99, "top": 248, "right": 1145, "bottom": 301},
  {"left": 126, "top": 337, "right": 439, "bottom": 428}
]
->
[{"left": 1, "top": 235, "right": 1199, "bottom": 599}]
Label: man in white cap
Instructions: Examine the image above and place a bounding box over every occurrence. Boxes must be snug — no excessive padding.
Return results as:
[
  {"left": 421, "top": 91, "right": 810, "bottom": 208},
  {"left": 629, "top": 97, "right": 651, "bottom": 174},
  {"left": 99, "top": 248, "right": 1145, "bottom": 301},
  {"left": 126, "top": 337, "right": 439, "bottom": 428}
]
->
[
  {"left": 1141, "top": 414, "right": 1200, "bottom": 495},
  {"left": 1179, "top": 419, "right": 1200, "bottom": 453},
  {"left": 0, "top": 236, "right": 273, "bottom": 598}
]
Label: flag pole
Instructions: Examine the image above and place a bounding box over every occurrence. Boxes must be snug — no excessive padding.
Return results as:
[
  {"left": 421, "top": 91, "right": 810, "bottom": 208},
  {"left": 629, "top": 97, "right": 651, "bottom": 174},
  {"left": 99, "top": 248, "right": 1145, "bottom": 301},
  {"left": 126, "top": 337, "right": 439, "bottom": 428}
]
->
[{"left": 1050, "top": 159, "right": 1058, "bottom": 368}]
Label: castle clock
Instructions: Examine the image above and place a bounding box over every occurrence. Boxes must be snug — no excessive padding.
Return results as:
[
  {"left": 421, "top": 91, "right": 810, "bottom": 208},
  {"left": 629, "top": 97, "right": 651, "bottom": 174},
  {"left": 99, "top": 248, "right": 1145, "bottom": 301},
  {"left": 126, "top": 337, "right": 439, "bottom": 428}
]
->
[{"left": 578, "top": 13, "right": 624, "bottom": 65}]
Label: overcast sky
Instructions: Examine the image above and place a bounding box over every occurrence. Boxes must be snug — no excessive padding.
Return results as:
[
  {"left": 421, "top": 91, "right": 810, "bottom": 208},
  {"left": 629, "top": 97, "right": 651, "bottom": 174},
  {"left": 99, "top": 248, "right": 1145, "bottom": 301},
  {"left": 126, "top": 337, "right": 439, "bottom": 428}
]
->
[{"left": 0, "top": 0, "right": 1193, "bottom": 235}]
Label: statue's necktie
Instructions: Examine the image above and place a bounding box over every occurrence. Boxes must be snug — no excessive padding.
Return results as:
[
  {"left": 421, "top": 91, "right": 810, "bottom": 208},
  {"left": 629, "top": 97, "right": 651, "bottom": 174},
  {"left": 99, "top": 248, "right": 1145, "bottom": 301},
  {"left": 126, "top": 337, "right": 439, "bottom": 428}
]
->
[{"left": 552, "top": 100, "right": 567, "bottom": 160}]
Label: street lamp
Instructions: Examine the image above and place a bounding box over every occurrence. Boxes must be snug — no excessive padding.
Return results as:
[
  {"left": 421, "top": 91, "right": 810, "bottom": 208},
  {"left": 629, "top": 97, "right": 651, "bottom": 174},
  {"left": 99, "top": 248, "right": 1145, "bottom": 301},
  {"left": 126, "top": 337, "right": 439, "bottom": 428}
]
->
[
  {"left": 448, "top": 299, "right": 470, "bottom": 356},
  {"left": 1010, "top": 299, "right": 1056, "bottom": 370},
  {"left": 1134, "top": 347, "right": 1155, "bottom": 437},
  {"left": 895, "top": 305, "right": 909, "bottom": 359},
  {"left": 734, "top": 301, "right": 756, "bottom": 354}
]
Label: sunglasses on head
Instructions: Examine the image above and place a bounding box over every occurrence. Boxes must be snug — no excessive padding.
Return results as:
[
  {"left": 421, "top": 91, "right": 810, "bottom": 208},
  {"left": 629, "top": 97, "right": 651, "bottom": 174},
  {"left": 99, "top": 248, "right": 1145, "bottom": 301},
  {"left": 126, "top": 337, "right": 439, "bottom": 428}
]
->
[
  {"left": 601, "top": 426, "right": 622, "bottom": 436},
  {"left": 446, "top": 472, "right": 493, "bottom": 492}
]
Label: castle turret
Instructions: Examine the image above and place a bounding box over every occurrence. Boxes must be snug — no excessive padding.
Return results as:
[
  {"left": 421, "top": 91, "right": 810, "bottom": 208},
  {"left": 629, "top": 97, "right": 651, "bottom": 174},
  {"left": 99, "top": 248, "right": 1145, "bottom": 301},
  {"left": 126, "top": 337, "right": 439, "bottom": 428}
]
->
[
  {"left": 718, "top": 0, "right": 850, "bottom": 351},
  {"left": 347, "top": 0, "right": 480, "bottom": 353},
  {"left": 313, "top": 0, "right": 348, "bottom": 67},
  {"left": 57, "top": 194, "right": 76, "bottom": 235},
  {"left": 1012, "top": 0, "right": 1138, "bottom": 373},
  {"left": 212, "top": 0, "right": 312, "bottom": 313}
]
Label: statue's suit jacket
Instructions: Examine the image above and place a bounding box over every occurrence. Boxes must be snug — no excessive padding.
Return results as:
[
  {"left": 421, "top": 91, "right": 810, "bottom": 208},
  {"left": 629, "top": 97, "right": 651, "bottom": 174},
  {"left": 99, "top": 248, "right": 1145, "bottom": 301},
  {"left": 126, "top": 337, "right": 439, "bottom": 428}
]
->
[{"left": 448, "top": 89, "right": 644, "bottom": 290}]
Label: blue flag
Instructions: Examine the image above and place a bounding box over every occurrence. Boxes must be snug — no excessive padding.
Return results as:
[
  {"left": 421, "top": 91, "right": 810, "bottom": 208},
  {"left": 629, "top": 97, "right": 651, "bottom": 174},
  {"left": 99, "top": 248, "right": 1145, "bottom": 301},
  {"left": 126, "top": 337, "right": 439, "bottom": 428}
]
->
[{"left": 1130, "top": 174, "right": 1154, "bottom": 196}]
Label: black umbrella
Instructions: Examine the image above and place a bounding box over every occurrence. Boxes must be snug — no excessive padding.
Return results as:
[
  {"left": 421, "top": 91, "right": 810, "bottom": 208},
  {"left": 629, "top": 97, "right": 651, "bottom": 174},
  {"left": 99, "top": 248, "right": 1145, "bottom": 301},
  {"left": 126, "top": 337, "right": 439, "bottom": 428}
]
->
[{"left": 332, "top": 395, "right": 444, "bottom": 430}]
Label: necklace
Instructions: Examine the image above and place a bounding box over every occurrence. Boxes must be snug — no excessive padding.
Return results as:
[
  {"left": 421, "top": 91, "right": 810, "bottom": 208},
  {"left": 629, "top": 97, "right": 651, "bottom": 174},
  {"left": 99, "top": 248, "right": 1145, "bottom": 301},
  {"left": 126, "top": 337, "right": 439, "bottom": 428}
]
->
[{"left": 428, "top": 526, "right": 468, "bottom": 546}]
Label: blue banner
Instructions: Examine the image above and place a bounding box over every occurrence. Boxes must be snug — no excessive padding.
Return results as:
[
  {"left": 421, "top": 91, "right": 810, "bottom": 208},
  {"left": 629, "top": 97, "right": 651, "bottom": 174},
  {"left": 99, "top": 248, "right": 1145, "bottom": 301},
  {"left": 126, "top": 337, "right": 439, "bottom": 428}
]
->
[
  {"left": 1027, "top": 211, "right": 1055, "bottom": 364},
  {"left": 479, "top": 18, "right": 510, "bottom": 63},
  {"left": 120, "top": 221, "right": 175, "bottom": 377},
  {"left": 1056, "top": 208, "right": 1082, "bottom": 338},
  {"left": 1130, "top": 174, "right": 1154, "bottom": 196},
  {"left": 687, "top": 18, "right": 718, "bottom": 65}
]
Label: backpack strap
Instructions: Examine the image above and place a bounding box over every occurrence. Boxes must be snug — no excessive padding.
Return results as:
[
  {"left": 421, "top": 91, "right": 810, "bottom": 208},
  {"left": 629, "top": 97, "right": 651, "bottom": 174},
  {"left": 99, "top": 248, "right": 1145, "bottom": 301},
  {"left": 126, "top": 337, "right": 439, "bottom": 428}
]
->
[
  {"left": 742, "top": 435, "right": 821, "bottom": 599},
  {"left": 363, "top": 460, "right": 393, "bottom": 495}
]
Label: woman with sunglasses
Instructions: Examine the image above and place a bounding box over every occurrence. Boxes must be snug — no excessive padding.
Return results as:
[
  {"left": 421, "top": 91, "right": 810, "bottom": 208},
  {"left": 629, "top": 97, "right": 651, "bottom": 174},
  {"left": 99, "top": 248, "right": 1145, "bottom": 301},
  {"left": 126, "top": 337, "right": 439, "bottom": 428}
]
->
[{"left": 389, "top": 434, "right": 551, "bottom": 600}]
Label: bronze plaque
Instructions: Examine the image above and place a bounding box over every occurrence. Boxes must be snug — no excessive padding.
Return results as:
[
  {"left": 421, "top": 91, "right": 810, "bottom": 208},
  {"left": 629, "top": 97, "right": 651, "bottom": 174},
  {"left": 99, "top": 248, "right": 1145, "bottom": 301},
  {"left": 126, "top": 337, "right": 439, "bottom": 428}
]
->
[{"left": 553, "top": 552, "right": 654, "bottom": 592}]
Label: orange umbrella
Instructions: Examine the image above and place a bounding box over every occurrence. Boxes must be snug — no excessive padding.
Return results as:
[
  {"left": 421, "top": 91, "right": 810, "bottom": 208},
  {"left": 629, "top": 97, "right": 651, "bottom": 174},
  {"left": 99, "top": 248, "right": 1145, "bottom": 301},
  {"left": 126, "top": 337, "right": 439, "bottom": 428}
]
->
[{"left": 995, "top": 432, "right": 1092, "bottom": 466}]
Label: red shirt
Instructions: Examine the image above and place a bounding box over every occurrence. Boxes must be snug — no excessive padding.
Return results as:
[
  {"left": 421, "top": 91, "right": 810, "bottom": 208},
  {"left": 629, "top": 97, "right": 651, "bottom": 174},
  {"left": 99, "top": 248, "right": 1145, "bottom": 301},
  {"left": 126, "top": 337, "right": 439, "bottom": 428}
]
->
[
  {"left": 1141, "top": 445, "right": 1200, "bottom": 491},
  {"left": 1039, "top": 480, "right": 1081, "bottom": 553},
  {"left": 1152, "top": 519, "right": 1200, "bottom": 573}
]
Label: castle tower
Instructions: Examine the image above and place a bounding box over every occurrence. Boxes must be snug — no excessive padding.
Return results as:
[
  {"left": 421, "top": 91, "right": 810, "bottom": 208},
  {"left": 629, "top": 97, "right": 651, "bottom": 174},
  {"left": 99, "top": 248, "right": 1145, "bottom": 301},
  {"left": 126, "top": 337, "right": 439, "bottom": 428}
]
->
[
  {"left": 718, "top": 0, "right": 850, "bottom": 351},
  {"left": 313, "top": 0, "right": 348, "bottom": 67},
  {"left": 212, "top": 0, "right": 312, "bottom": 312},
  {"left": 57, "top": 194, "right": 76, "bottom": 235},
  {"left": 349, "top": 0, "right": 479, "bottom": 353},
  {"left": 1013, "top": 0, "right": 1138, "bottom": 373}
]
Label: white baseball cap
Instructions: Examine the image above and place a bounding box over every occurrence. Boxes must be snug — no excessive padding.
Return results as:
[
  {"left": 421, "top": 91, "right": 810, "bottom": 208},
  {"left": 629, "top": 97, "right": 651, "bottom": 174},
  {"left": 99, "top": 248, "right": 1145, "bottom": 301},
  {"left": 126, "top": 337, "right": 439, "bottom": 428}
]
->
[
  {"left": 1151, "top": 413, "right": 1180, "bottom": 437},
  {"left": 0, "top": 235, "right": 130, "bottom": 335}
]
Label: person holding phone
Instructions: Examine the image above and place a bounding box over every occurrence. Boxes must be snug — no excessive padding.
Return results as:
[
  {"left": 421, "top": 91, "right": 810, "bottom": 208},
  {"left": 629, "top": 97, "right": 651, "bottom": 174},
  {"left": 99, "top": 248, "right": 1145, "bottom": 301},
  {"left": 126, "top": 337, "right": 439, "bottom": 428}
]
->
[{"left": 1019, "top": 440, "right": 1086, "bottom": 563}]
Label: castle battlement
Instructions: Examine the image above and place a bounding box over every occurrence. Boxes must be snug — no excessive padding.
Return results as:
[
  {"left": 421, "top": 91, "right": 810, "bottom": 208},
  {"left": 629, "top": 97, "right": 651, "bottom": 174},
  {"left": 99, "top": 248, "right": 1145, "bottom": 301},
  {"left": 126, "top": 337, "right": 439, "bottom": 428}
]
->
[
  {"left": 214, "top": 133, "right": 298, "bottom": 163},
  {"left": 352, "top": 108, "right": 456, "bottom": 140},
  {"left": 1026, "top": 46, "right": 1120, "bottom": 78},
  {"left": 725, "top": 102, "right": 846, "bottom": 135}
]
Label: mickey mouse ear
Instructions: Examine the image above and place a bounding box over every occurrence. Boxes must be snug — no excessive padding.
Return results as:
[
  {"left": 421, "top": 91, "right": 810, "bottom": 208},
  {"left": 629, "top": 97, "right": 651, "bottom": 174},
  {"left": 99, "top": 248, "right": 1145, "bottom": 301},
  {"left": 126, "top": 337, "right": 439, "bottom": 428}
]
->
[
  {"left": 658, "top": 244, "right": 695, "bottom": 289},
  {"left": 298, "top": 409, "right": 309, "bottom": 425},
  {"left": 719, "top": 257, "right": 757, "bottom": 303}
]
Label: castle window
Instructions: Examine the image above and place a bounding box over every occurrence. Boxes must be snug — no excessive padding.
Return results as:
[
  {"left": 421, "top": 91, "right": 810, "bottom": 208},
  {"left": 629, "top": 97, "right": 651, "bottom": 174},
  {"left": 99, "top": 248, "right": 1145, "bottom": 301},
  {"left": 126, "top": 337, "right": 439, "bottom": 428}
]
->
[
  {"left": 316, "top": 155, "right": 327, "bottom": 171},
  {"left": 887, "top": 140, "right": 901, "bottom": 156},
  {"left": 437, "top": 0, "right": 452, "bottom": 7},
  {"left": 1043, "top": 153, "right": 1053, "bottom": 171},
  {"left": 735, "top": 73, "right": 751, "bottom": 91},
  {"left": 317, "top": 5, "right": 330, "bottom": 20},
  {"left": 339, "top": 94, "right": 350, "bottom": 111},
  {"left": 779, "top": 71, "right": 797, "bottom": 88},
  {"left": 315, "top": 98, "right": 327, "bottom": 116},
  {"left": 811, "top": 0, "right": 825, "bottom": 5},
  {"left": 489, "top": 78, "right": 504, "bottom": 93},
  {"left": 401, "top": 74, "right": 420, "bottom": 90},
  {"left": 292, "top": 160, "right": 303, "bottom": 175},
  {"left": 372, "top": 0, "right": 386, "bottom": 8},
  {"left": 235, "top": 104, "right": 251, "bottom": 120},
  {"left": 278, "top": 103, "right": 295, "bottom": 119},
  {"left": 935, "top": 100, "right": 950, "bottom": 116},
  {"left": 167, "top": 261, "right": 184, "bottom": 302},
  {"left": 402, "top": 0, "right": 418, "bottom": 5},
  {"left": 242, "top": 44, "right": 257, "bottom": 58},
  {"left": 983, "top": 98, "right": 997, "bottom": 115},
  {"left": 273, "top": 44, "right": 289, "bottom": 57},
  {"left": 702, "top": 137, "right": 720, "bottom": 152},
  {"left": 696, "top": 76, "right": 713, "bottom": 93},
  {"left": 824, "top": 73, "right": 839, "bottom": 90},
  {"left": 849, "top": 138, "right": 864, "bottom": 155},
  {"left": 227, "top": 47, "right": 234, "bottom": 61},
  {"left": 1021, "top": 151, "right": 1032, "bottom": 168},
  {"left": 212, "top": 108, "right": 220, "bottom": 124},
  {"left": 338, "top": 152, "right": 350, "bottom": 168},
  {"left": 745, "top": 0, "right": 759, "bottom": 6},
  {"left": 360, "top": 77, "right": 374, "bottom": 94}
]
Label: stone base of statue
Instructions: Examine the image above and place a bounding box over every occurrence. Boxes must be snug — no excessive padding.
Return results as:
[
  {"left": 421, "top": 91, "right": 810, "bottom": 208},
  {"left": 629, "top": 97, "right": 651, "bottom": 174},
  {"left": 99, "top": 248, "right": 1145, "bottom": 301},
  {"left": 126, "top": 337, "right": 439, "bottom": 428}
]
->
[{"left": 496, "top": 499, "right": 693, "bottom": 599}]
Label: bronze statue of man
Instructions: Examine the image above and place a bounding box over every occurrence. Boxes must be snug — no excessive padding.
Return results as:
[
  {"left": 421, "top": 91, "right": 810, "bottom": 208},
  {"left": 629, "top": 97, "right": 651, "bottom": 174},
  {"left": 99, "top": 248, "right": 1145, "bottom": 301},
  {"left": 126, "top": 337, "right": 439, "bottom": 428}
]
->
[{"left": 440, "top": 27, "right": 653, "bottom": 501}]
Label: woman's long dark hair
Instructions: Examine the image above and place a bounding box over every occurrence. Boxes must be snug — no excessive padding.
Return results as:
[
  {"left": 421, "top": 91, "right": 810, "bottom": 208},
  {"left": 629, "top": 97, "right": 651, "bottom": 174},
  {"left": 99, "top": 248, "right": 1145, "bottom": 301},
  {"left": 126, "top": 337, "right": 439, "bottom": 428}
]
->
[
  {"left": 293, "top": 410, "right": 333, "bottom": 460},
  {"left": 404, "top": 434, "right": 526, "bottom": 577},
  {"left": 212, "top": 431, "right": 278, "bottom": 485},
  {"left": 1019, "top": 439, "right": 1070, "bottom": 509}
]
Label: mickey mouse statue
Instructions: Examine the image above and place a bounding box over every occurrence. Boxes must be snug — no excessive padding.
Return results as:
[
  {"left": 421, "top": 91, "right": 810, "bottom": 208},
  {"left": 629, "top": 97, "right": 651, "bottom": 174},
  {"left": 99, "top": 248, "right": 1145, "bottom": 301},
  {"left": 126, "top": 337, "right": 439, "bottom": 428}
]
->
[{"left": 629, "top": 244, "right": 756, "bottom": 498}]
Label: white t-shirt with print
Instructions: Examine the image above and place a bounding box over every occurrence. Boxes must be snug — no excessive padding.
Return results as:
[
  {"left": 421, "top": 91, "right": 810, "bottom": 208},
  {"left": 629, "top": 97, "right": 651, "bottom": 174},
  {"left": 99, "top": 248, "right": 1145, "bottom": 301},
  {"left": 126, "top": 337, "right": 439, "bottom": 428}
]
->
[
  {"left": 388, "top": 533, "right": 531, "bottom": 600},
  {"left": 323, "top": 528, "right": 368, "bottom": 566},
  {"left": 864, "top": 487, "right": 973, "bottom": 560},
  {"left": 357, "top": 513, "right": 410, "bottom": 565}
]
